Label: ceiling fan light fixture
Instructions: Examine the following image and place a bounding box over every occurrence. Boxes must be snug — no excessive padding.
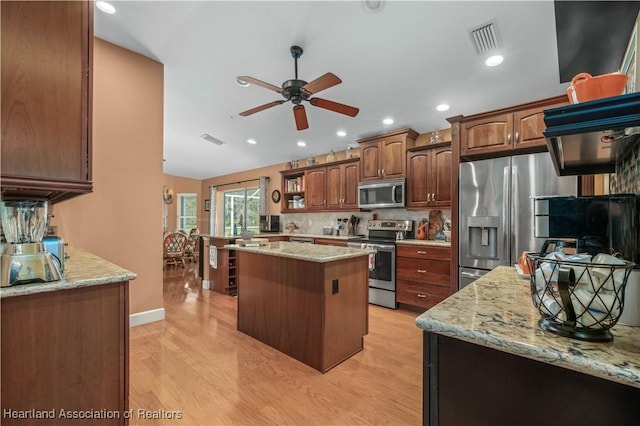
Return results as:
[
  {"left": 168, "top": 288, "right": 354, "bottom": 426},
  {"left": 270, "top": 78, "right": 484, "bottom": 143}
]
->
[
  {"left": 382, "top": 117, "right": 394, "bottom": 125},
  {"left": 436, "top": 104, "right": 450, "bottom": 112}
]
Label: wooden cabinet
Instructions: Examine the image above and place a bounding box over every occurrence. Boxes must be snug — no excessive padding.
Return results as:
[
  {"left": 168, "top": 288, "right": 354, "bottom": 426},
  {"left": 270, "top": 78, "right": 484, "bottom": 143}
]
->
[
  {"left": 281, "top": 170, "right": 306, "bottom": 212},
  {"left": 327, "top": 159, "right": 359, "bottom": 210},
  {"left": 407, "top": 143, "right": 452, "bottom": 208},
  {"left": 460, "top": 96, "right": 569, "bottom": 158},
  {"left": 313, "top": 238, "right": 348, "bottom": 247},
  {"left": 305, "top": 167, "right": 327, "bottom": 210},
  {"left": 396, "top": 245, "right": 451, "bottom": 309},
  {"left": 281, "top": 159, "right": 359, "bottom": 212},
  {"left": 208, "top": 238, "right": 237, "bottom": 294},
  {"left": 1, "top": 282, "right": 129, "bottom": 425},
  {"left": 1, "top": 1, "right": 93, "bottom": 203},
  {"left": 358, "top": 129, "right": 418, "bottom": 181}
]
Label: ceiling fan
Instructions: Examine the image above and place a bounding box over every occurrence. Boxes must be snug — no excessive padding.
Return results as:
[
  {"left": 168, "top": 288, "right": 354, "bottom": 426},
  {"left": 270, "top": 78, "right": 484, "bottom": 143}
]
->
[{"left": 238, "top": 46, "right": 359, "bottom": 131}]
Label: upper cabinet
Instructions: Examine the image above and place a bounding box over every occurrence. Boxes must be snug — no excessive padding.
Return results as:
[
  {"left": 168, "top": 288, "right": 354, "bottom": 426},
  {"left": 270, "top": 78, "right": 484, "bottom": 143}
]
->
[
  {"left": 1, "top": 1, "right": 93, "bottom": 203},
  {"left": 326, "top": 159, "right": 359, "bottom": 210},
  {"left": 358, "top": 129, "right": 418, "bottom": 181},
  {"left": 280, "top": 158, "right": 359, "bottom": 212},
  {"left": 459, "top": 96, "right": 569, "bottom": 159},
  {"left": 407, "top": 143, "right": 452, "bottom": 208}
]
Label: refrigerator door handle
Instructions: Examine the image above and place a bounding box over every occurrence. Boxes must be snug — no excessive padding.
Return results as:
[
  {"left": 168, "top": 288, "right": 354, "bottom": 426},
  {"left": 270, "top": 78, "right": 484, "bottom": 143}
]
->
[
  {"left": 512, "top": 165, "right": 518, "bottom": 262},
  {"left": 503, "top": 166, "right": 510, "bottom": 265}
]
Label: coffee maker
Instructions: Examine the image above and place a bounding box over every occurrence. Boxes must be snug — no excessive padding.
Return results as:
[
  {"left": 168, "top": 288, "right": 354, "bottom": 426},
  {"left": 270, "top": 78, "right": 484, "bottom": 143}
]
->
[{"left": 0, "top": 199, "right": 63, "bottom": 286}]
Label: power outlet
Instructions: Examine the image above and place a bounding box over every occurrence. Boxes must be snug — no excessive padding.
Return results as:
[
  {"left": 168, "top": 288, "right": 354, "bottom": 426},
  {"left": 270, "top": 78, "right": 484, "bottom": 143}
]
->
[{"left": 332, "top": 279, "right": 339, "bottom": 294}]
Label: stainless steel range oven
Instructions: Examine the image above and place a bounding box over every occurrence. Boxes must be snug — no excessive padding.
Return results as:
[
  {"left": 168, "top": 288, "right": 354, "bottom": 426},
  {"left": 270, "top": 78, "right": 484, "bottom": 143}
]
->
[{"left": 348, "top": 219, "right": 414, "bottom": 309}]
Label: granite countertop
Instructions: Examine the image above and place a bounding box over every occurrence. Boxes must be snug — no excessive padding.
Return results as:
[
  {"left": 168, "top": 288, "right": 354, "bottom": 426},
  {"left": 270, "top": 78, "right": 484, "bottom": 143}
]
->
[
  {"left": 0, "top": 247, "right": 137, "bottom": 298},
  {"left": 416, "top": 266, "right": 640, "bottom": 388},
  {"left": 225, "top": 241, "right": 374, "bottom": 263}
]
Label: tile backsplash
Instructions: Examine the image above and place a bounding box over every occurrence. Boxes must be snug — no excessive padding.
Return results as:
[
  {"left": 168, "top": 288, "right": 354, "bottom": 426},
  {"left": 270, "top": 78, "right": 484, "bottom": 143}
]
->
[
  {"left": 281, "top": 209, "right": 451, "bottom": 237},
  {"left": 610, "top": 141, "right": 640, "bottom": 194}
]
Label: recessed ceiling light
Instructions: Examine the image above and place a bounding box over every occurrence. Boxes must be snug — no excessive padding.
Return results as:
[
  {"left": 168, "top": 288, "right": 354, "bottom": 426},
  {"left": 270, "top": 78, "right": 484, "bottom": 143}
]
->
[
  {"left": 297, "top": 141, "right": 306, "bottom": 147},
  {"left": 383, "top": 118, "right": 394, "bottom": 125},
  {"left": 247, "top": 139, "right": 257, "bottom": 145},
  {"left": 96, "top": 1, "right": 116, "bottom": 14},
  {"left": 436, "top": 104, "right": 450, "bottom": 112},
  {"left": 337, "top": 130, "right": 347, "bottom": 137},
  {"left": 236, "top": 78, "right": 250, "bottom": 87},
  {"left": 485, "top": 55, "right": 504, "bottom": 67}
]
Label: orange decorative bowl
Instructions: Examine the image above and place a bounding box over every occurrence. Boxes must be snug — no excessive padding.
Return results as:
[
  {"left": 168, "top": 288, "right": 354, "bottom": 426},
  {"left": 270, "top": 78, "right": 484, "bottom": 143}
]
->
[{"left": 566, "top": 72, "right": 628, "bottom": 104}]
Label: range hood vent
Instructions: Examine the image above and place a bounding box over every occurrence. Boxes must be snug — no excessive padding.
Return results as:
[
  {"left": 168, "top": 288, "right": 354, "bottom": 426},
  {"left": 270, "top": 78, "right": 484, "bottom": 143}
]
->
[{"left": 543, "top": 93, "right": 640, "bottom": 176}]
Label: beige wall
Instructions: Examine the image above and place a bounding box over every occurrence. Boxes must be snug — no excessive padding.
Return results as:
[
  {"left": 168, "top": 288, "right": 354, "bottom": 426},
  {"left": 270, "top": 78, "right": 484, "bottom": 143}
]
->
[{"left": 52, "top": 38, "right": 164, "bottom": 316}]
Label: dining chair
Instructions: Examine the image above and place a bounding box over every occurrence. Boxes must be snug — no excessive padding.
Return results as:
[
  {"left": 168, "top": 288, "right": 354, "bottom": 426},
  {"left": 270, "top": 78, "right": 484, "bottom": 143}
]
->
[{"left": 163, "top": 232, "right": 188, "bottom": 268}]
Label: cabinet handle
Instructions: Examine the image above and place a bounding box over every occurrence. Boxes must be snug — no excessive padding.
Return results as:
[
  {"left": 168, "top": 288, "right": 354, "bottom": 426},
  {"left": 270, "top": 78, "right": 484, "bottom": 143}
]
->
[
  {"left": 417, "top": 294, "right": 427, "bottom": 298},
  {"left": 427, "top": 193, "right": 431, "bottom": 201},
  {"left": 515, "top": 131, "right": 520, "bottom": 142},
  {"left": 381, "top": 169, "right": 385, "bottom": 177},
  {"left": 417, "top": 250, "right": 427, "bottom": 255},
  {"left": 417, "top": 269, "right": 427, "bottom": 273},
  {"left": 508, "top": 133, "right": 512, "bottom": 143},
  {"left": 432, "top": 193, "right": 436, "bottom": 201}
]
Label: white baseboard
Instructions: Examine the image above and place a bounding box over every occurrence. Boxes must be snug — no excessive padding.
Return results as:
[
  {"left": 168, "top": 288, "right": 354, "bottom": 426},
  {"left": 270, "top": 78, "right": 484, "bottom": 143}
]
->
[
  {"left": 202, "top": 279, "right": 210, "bottom": 290},
  {"left": 129, "top": 308, "right": 165, "bottom": 327}
]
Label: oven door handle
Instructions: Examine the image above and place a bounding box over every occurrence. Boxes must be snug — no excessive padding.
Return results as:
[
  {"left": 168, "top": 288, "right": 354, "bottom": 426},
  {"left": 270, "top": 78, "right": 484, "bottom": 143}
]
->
[{"left": 369, "top": 244, "right": 395, "bottom": 252}]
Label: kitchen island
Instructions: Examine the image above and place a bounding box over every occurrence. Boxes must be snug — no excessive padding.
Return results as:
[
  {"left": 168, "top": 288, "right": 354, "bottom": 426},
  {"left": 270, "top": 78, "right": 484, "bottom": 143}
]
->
[
  {"left": 230, "top": 241, "right": 373, "bottom": 373},
  {"left": 416, "top": 266, "right": 639, "bottom": 426},
  {"left": 1, "top": 247, "right": 136, "bottom": 426}
]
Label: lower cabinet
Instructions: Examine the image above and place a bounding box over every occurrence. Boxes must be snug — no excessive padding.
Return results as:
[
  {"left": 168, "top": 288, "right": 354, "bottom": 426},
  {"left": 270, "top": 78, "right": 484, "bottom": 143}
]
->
[
  {"left": 396, "top": 245, "right": 451, "bottom": 309},
  {"left": 211, "top": 248, "right": 236, "bottom": 294},
  {"left": 1, "top": 282, "right": 129, "bottom": 425}
]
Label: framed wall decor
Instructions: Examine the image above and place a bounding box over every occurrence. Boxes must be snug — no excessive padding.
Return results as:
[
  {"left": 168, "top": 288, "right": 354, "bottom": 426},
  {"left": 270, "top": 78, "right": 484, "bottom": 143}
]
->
[
  {"left": 271, "top": 189, "right": 281, "bottom": 203},
  {"left": 204, "top": 199, "right": 211, "bottom": 211}
]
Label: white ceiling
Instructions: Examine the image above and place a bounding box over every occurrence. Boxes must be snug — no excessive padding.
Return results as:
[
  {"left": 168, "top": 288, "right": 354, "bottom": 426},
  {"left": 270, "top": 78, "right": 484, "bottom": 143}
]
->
[{"left": 94, "top": 0, "right": 569, "bottom": 180}]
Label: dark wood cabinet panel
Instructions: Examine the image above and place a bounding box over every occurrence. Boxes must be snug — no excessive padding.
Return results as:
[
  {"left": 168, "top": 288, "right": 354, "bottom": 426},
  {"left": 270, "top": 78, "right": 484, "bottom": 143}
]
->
[
  {"left": 326, "top": 159, "right": 359, "bottom": 210},
  {"left": 396, "top": 245, "right": 450, "bottom": 260},
  {"left": 1, "top": 1, "right": 93, "bottom": 203},
  {"left": 313, "top": 238, "right": 348, "bottom": 247},
  {"left": 357, "top": 129, "right": 417, "bottom": 181},
  {"left": 459, "top": 95, "right": 569, "bottom": 159},
  {"left": 406, "top": 143, "right": 452, "bottom": 208},
  {"left": 396, "top": 245, "right": 452, "bottom": 309},
  {"left": 305, "top": 167, "right": 327, "bottom": 210},
  {"left": 1, "top": 282, "right": 129, "bottom": 425}
]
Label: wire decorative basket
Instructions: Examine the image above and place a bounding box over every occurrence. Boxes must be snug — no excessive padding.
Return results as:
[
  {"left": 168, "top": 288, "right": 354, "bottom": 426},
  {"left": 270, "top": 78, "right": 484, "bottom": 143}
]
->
[{"left": 526, "top": 253, "right": 635, "bottom": 342}]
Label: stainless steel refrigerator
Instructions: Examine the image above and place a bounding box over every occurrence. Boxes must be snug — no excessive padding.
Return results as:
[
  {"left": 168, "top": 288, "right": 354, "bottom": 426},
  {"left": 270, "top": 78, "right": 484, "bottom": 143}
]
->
[{"left": 458, "top": 152, "right": 578, "bottom": 289}]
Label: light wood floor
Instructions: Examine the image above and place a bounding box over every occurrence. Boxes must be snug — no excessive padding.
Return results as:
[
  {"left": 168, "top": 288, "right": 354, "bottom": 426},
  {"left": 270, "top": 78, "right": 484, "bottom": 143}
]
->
[{"left": 129, "top": 262, "right": 423, "bottom": 425}]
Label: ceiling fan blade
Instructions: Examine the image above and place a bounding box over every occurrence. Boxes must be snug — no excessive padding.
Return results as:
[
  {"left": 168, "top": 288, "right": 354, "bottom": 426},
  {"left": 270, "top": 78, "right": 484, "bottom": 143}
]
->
[
  {"left": 301, "top": 72, "right": 342, "bottom": 95},
  {"left": 239, "top": 100, "right": 285, "bottom": 116},
  {"left": 309, "top": 97, "right": 359, "bottom": 117},
  {"left": 293, "top": 105, "right": 309, "bottom": 130},
  {"left": 237, "top": 76, "right": 283, "bottom": 93}
]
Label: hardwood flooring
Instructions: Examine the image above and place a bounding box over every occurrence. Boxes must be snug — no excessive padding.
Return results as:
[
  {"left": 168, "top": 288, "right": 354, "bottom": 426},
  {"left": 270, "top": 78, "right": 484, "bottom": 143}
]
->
[{"left": 129, "top": 262, "right": 423, "bottom": 425}]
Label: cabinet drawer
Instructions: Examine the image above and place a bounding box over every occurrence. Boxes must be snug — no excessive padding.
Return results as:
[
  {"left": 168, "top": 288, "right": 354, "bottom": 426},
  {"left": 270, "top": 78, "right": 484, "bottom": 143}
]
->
[
  {"left": 397, "top": 280, "right": 450, "bottom": 309},
  {"left": 396, "top": 257, "right": 450, "bottom": 286},
  {"left": 396, "top": 245, "right": 450, "bottom": 260}
]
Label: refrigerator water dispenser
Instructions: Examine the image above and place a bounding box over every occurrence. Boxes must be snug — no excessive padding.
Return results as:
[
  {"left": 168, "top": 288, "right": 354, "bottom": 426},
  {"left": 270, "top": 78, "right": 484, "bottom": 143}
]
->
[{"left": 467, "top": 216, "right": 499, "bottom": 259}]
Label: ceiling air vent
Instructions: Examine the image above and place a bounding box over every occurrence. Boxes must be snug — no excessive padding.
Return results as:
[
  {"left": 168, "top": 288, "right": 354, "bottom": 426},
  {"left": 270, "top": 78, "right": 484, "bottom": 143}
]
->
[
  {"left": 201, "top": 133, "right": 225, "bottom": 145},
  {"left": 469, "top": 20, "right": 501, "bottom": 55}
]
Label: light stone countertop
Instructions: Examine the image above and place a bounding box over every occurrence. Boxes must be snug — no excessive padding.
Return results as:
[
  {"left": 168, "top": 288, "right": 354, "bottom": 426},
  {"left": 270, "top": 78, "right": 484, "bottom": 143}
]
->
[
  {"left": 416, "top": 266, "right": 640, "bottom": 388},
  {"left": 225, "top": 241, "right": 375, "bottom": 263},
  {"left": 0, "top": 247, "right": 137, "bottom": 298}
]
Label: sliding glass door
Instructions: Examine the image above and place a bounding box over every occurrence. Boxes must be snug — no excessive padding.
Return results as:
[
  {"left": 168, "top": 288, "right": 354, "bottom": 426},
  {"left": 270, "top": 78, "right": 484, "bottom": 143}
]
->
[{"left": 222, "top": 187, "right": 260, "bottom": 236}]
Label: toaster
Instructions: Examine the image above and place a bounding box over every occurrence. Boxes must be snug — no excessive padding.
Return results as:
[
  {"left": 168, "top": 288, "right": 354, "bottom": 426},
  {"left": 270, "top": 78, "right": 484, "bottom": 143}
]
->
[{"left": 42, "top": 236, "right": 66, "bottom": 273}]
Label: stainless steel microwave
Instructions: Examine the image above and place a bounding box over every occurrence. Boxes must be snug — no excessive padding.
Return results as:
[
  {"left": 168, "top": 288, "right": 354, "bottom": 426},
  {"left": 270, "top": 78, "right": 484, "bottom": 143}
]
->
[{"left": 358, "top": 179, "right": 405, "bottom": 209}]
